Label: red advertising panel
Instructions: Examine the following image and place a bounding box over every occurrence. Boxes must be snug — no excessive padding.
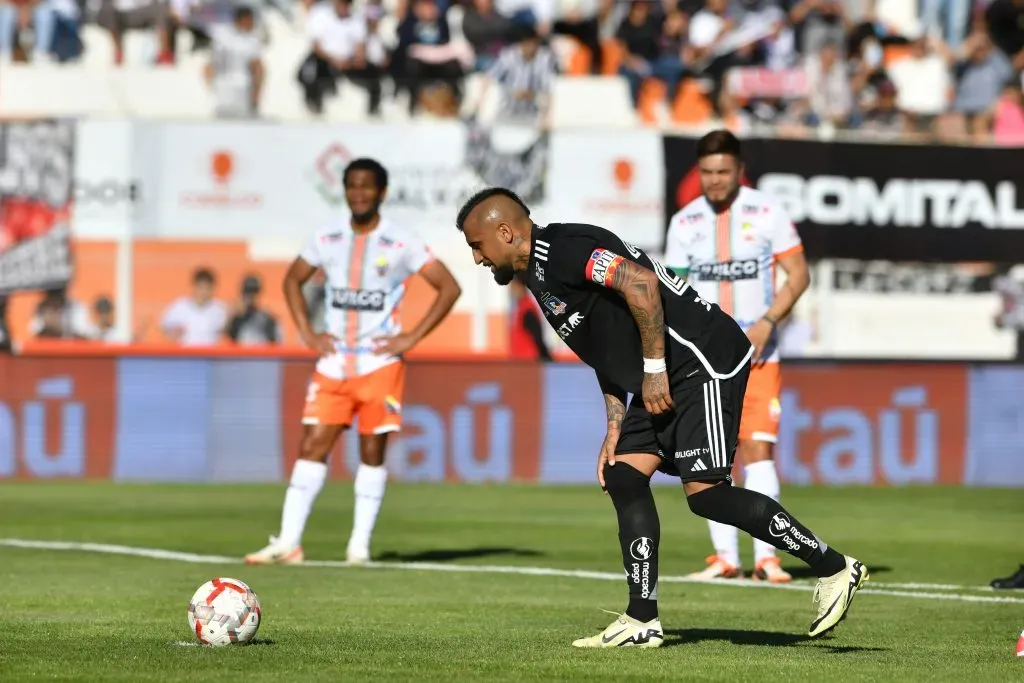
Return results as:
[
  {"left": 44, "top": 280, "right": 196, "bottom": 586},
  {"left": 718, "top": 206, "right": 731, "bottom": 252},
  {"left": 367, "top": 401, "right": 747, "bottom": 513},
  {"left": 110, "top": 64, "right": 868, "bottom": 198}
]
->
[
  {"left": 0, "top": 356, "right": 116, "bottom": 479},
  {"left": 779, "top": 364, "right": 967, "bottom": 485}
]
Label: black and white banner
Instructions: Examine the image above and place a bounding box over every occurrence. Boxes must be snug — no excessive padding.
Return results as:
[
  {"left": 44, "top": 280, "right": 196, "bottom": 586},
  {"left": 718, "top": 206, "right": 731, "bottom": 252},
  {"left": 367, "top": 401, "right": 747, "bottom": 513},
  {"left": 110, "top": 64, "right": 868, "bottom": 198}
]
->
[
  {"left": 0, "top": 119, "right": 75, "bottom": 294},
  {"left": 663, "top": 136, "right": 1024, "bottom": 262}
]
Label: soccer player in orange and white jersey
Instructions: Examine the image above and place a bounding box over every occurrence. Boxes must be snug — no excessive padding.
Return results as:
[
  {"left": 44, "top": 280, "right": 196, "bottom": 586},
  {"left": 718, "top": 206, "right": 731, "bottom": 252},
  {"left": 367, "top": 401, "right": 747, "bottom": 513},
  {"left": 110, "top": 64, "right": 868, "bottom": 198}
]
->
[
  {"left": 664, "top": 130, "right": 810, "bottom": 584},
  {"left": 246, "top": 158, "right": 461, "bottom": 565}
]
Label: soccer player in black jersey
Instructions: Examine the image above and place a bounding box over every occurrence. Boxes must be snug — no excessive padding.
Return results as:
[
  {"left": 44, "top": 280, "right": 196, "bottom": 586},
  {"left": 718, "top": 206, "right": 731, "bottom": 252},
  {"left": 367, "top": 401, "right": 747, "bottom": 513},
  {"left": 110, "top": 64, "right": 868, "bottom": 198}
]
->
[{"left": 456, "top": 187, "right": 869, "bottom": 648}]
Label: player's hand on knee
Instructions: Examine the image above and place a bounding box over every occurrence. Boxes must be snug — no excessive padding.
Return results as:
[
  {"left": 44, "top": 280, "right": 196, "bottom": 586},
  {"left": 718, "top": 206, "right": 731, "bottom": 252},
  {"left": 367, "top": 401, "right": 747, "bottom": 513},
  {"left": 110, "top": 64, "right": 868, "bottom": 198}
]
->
[
  {"left": 642, "top": 370, "right": 674, "bottom": 415},
  {"left": 597, "top": 430, "right": 618, "bottom": 493}
]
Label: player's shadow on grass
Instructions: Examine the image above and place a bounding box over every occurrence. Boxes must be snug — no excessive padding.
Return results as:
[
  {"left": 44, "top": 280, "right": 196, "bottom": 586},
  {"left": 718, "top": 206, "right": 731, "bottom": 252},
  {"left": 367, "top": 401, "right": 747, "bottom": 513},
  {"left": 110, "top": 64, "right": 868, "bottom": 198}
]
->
[
  {"left": 247, "top": 638, "right": 276, "bottom": 647},
  {"left": 663, "top": 628, "right": 887, "bottom": 653},
  {"left": 781, "top": 564, "right": 892, "bottom": 580},
  {"left": 375, "top": 547, "right": 544, "bottom": 562}
]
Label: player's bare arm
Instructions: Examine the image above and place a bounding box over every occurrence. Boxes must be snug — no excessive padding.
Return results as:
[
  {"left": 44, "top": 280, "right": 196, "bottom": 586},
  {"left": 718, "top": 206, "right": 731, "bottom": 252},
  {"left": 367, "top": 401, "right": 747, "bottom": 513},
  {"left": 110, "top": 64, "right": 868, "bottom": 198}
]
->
[
  {"left": 749, "top": 249, "right": 810, "bottom": 365},
  {"left": 283, "top": 256, "right": 336, "bottom": 356},
  {"left": 607, "top": 258, "right": 674, "bottom": 415},
  {"left": 597, "top": 372, "right": 627, "bottom": 491},
  {"left": 374, "top": 260, "right": 462, "bottom": 357}
]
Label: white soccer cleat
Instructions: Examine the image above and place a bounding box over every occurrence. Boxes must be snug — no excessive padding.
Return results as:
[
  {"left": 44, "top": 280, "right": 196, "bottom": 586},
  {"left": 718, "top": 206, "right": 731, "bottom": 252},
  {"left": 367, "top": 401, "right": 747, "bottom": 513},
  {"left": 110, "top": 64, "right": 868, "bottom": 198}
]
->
[
  {"left": 808, "top": 555, "right": 869, "bottom": 638},
  {"left": 244, "top": 536, "right": 304, "bottom": 565},
  {"left": 346, "top": 542, "right": 370, "bottom": 565},
  {"left": 687, "top": 554, "right": 743, "bottom": 580},
  {"left": 572, "top": 613, "right": 664, "bottom": 649}
]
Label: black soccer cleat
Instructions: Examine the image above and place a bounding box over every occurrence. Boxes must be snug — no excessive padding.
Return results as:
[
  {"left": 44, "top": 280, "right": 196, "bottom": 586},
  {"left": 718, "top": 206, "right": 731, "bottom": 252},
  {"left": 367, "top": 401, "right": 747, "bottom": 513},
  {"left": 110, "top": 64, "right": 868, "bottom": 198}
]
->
[{"left": 990, "top": 564, "right": 1024, "bottom": 590}]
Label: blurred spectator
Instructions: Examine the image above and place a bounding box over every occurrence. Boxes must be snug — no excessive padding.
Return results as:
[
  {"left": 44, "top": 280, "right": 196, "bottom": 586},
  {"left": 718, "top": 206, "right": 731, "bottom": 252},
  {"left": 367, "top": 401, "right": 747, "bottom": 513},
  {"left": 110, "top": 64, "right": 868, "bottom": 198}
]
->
[
  {"left": 205, "top": 6, "right": 264, "bottom": 119},
  {"left": 227, "top": 274, "right": 280, "bottom": 345},
  {"left": 993, "top": 79, "right": 1024, "bottom": 144},
  {"left": 497, "top": 0, "right": 555, "bottom": 37},
  {"left": 462, "top": 0, "right": 518, "bottom": 70},
  {"left": 886, "top": 31, "right": 950, "bottom": 136},
  {"left": 160, "top": 267, "right": 228, "bottom": 346},
  {"left": 939, "top": 29, "right": 1014, "bottom": 141},
  {"left": 90, "top": 295, "right": 139, "bottom": 343},
  {"left": 805, "top": 41, "right": 854, "bottom": 126},
  {"left": 921, "top": 0, "right": 971, "bottom": 49},
  {"left": 364, "top": 2, "right": 390, "bottom": 76},
  {"left": 985, "top": 0, "right": 1024, "bottom": 72},
  {"left": 472, "top": 26, "right": 557, "bottom": 124},
  {"left": 29, "top": 286, "right": 95, "bottom": 339},
  {"left": 617, "top": 0, "right": 686, "bottom": 109},
  {"left": 302, "top": 269, "right": 327, "bottom": 334},
  {"left": 298, "top": 0, "right": 382, "bottom": 116},
  {"left": 859, "top": 77, "right": 904, "bottom": 136},
  {"left": 0, "top": 0, "right": 33, "bottom": 61},
  {"left": 551, "top": 0, "right": 608, "bottom": 76},
  {"left": 32, "top": 0, "right": 82, "bottom": 62},
  {"left": 788, "top": 0, "right": 848, "bottom": 56},
  {"left": 508, "top": 272, "right": 551, "bottom": 360},
  {"left": 396, "top": 0, "right": 464, "bottom": 116},
  {"left": 34, "top": 290, "right": 91, "bottom": 340},
  {"left": 690, "top": 0, "right": 765, "bottom": 114},
  {"left": 96, "top": 0, "right": 175, "bottom": 65},
  {"left": 993, "top": 262, "right": 1024, "bottom": 361}
]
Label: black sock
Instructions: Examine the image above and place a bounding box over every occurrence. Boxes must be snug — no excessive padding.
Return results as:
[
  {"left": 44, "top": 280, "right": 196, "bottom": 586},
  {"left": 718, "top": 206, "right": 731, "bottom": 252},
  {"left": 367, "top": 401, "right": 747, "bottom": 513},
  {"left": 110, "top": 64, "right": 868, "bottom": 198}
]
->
[
  {"left": 603, "top": 463, "right": 660, "bottom": 623},
  {"left": 687, "top": 483, "right": 846, "bottom": 578}
]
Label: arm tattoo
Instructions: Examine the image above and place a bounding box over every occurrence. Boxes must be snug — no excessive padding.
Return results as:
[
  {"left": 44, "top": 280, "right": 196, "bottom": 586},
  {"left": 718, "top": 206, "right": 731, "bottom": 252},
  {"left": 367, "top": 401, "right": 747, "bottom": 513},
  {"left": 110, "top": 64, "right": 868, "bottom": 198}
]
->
[
  {"left": 597, "top": 373, "right": 627, "bottom": 427},
  {"left": 609, "top": 261, "right": 666, "bottom": 359}
]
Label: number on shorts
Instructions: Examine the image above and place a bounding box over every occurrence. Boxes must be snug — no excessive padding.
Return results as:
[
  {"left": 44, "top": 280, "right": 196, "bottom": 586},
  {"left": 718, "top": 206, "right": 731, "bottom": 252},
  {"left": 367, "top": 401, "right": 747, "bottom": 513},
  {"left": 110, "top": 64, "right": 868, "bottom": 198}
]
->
[{"left": 305, "top": 381, "right": 320, "bottom": 405}]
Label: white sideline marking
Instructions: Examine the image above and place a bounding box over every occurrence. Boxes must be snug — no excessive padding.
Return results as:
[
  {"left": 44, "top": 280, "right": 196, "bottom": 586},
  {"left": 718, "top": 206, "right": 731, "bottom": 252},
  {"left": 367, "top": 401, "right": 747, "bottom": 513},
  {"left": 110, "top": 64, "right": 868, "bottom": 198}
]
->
[{"left": 3, "top": 538, "right": 1022, "bottom": 606}]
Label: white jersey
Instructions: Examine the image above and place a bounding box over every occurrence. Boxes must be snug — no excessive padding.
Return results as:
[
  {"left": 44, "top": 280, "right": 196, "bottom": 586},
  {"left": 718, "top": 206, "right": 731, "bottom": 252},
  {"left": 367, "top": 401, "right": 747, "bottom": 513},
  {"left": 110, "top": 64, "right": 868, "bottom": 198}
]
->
[
  {"left": 299, "top": 216, "right": 434, "bottom": 380},
  {"left": 664, "top": 186, "right": 803, "bottom": 364}
]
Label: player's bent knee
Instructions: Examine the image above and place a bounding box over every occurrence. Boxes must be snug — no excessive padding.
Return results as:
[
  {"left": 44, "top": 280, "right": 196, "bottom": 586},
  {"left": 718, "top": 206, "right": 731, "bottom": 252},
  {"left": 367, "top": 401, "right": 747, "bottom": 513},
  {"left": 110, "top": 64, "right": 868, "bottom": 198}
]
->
[{"left": 603, "top": 460, "right": 652, "bottom": 497}]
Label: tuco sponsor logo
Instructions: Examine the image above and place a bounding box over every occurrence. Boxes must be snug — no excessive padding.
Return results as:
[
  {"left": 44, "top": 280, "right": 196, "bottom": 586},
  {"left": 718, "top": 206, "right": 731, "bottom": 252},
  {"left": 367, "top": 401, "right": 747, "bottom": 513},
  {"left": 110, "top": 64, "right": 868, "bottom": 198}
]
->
[
  {"left": 329, "top": 288, "right": 386, "bottom": 311},
  {"left": 759, "top": 173, "right": 1024, "bottom": 229},
  {"left": 695, "top": 259, "right": 759, "bottom": 281},
  {"left": 769, "top": 512, "right": 791, "bottom": 538}
]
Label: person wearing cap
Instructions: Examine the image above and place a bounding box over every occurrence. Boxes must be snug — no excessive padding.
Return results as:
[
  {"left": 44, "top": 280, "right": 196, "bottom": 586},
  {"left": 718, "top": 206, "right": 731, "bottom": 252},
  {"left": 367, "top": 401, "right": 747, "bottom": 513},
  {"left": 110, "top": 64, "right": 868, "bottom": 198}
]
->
[{"left": 227, "top": 274, "right": 280, "bottom": 346}]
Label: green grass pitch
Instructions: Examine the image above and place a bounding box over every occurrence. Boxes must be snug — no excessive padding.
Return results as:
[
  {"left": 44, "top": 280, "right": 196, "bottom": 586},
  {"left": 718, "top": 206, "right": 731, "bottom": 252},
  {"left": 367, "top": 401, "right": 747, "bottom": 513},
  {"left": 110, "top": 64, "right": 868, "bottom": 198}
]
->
[{"left": 1, "top": 482, "right": 1022, "bottom": 682}]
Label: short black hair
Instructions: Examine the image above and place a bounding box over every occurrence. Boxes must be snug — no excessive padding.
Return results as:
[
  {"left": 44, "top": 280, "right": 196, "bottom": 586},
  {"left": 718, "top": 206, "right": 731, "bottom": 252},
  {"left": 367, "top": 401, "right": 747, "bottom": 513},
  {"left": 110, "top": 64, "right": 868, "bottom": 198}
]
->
[
  {"left": 696, "top": 129, "right": 742, "bottom": 160},
  {"left": 234, "top": 5, "right": 254, "bottom": 21},
  {"left": 455, "top": 187, "right": 530, "bottom": 232},
  {"left": 193, "top": 267, "right": 216, "bottom": 285},
  {"left": 344, "top": 157, "right": 388, "bottom": 190}
]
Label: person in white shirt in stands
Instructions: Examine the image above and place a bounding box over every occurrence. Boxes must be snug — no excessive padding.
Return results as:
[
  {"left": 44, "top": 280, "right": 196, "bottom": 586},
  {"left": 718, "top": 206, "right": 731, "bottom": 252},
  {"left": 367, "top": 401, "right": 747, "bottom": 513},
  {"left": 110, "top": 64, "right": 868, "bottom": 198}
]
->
[
  {"left": 886, "top": 26, "right": 952, "bottom": 137},
  {"left": 205, "top": 5, "right": 264, "bottom": 119},
  {"left": 297, "top": 0, "right": 383, "bottom": 116},
  {"left": 160, "top": 267, "right": 228, "bottom": 346},
  {"left": 29, "top": 286, "right": 96, "bottom": 339}
]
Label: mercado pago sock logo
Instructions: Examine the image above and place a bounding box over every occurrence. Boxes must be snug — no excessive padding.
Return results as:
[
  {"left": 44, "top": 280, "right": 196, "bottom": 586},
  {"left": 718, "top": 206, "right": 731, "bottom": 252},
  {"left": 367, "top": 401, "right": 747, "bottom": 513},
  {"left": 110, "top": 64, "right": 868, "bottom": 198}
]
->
[{"left": 0, "top": 358, "right": 116, "bottom": 478}]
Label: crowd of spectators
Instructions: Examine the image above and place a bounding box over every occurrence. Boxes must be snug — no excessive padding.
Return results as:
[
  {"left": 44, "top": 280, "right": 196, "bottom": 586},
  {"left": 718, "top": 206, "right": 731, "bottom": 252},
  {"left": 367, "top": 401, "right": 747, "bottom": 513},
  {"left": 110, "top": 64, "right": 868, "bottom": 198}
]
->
[{"left": 1, "top": 0, "right": 1022, "bottom": 140}]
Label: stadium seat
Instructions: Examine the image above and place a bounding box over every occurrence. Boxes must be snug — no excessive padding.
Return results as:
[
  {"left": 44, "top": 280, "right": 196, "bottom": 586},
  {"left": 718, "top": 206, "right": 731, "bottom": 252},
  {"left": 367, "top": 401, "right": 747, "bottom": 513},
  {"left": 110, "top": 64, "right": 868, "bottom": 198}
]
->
[{"left": 550, "top": 76, "right": 637, "bottom": 128}]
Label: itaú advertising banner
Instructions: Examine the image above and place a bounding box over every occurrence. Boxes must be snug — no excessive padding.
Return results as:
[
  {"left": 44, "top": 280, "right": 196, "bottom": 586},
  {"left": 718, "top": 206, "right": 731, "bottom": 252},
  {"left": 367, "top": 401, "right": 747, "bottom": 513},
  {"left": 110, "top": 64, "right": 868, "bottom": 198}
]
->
[
  {"left": 662, "top": 135, "right": 1024, "bottom": 262},
  {"left": 1, "top": 356, "right": 1022, "bottom": 486}
]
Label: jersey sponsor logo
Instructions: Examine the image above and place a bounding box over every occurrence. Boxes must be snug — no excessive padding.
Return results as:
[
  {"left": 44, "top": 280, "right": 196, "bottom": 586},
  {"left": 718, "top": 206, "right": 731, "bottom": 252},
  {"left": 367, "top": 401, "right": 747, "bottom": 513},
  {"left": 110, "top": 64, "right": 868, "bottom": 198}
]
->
[
  {"left": 328, "top": 288, "right": 386, "bottom": 311},
  {"left": 539, "top": 292, "right": 566, "bottom": 316},
  {"left": 321, "top": 232, "right": 344, "bottom": 243},
  {"left": 684, "top": 213, "right": 704, "bottom": 224},
  {"left": 557, "top": 312, "right": 583, "bottom": 339},
  {"left": 694, "top": 259, "right": 759, "bottom": 281},
  {"left": 586, "top": 248, "right": 625, "bottom": 287},
  {"left": 534, "top": 262, "right": 545, "bottom": 282}
]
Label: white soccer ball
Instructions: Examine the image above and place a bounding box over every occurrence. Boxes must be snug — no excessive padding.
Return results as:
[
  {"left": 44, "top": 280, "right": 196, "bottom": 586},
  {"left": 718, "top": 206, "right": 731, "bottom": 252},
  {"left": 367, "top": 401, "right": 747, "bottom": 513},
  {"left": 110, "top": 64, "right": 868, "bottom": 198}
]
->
[{"left": 187, "top": 577, "right": 262, "bottom": 647}]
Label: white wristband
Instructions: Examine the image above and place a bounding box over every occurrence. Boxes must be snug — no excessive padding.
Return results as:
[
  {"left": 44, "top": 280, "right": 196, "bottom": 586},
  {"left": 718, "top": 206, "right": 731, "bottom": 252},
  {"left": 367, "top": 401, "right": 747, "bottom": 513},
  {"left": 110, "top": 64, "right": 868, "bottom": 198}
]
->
[{"left": 643, "top": 357, "right": 666, "bottom": 374}]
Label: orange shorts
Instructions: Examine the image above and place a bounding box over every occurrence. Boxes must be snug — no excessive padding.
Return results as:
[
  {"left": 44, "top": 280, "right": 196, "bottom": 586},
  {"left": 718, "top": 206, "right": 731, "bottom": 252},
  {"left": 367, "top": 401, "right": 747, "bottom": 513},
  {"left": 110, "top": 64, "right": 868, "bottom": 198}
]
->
[
  {"left": 301, "top": 362, "right": 405, "bottom": 435},
  {"left": 739, "top": 362, "right": 782, "bottom": 443}
]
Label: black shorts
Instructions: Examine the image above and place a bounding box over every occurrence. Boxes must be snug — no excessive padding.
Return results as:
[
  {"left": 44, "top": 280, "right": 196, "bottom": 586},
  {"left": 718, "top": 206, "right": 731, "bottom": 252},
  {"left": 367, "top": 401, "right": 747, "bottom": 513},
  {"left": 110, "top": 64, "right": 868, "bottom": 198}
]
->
[{"left": 614, "top": 364, "right": 749, "bottom": 483}]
